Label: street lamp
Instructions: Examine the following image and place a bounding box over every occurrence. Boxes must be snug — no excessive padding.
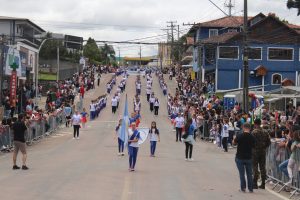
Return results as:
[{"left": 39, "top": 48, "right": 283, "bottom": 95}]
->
[{"left": 34, "top": 33, "right": 64, "bottom": 106}]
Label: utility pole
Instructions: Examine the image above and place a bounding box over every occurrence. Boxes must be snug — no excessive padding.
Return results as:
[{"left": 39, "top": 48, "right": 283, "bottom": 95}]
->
[
  {"left": 177, "top": 25, "right": 180, "bottom": 40},
  {"left": 243, "top": 0, "right": 249, "bottom": 113},
  {"left": 0, "top": 35, "right": 5, "bottom": 106},
  {"left": 139, "top": 46, "right": 142, "bottom": 68},
  {"left": 57, "top": 45, "right": 60, "bottom": 82},
  {"left": 161, "top": 28, "right": 170, "bottom": 69},
  {"left": 224, "top": 0, "right": 234, "bottom": 16},
  {"left": 118, "top": 47, "right": 121, "bottom": 66},
  {"left": 183, "top": 22, "right": 202, "bottom": 88},
  {"left": 167, "top": 21, "right": 177, "bottom": 68}
]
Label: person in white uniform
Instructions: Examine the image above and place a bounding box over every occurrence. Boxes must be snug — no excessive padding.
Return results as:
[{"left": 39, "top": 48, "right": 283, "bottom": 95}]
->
[
  {"left": 111, "top": 96, "right": 118, "bottom": 114},
  {"left": 148, "top": 121, "right": 160, "bottom": 157}
]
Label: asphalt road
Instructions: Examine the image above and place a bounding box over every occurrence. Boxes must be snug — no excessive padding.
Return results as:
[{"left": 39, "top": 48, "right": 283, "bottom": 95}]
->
[{"left": 0, "top": 73, "right": 284, "bottom": 200}]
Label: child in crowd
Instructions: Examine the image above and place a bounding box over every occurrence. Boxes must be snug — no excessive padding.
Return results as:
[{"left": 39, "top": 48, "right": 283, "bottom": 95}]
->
[{"left": 81, "top": 108, "right": 89, "bottom": 128}]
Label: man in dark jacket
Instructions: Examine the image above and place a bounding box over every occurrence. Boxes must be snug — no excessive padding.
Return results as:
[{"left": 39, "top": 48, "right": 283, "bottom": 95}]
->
[
  {"left": 252, "top": 118, "right": 271, "bottom": 189},
  {"left": 233, "top": 123, "right": 255, "bottom": 193},
  {"left": 12, "top": 114, "right": 29, "bottom": 170}
]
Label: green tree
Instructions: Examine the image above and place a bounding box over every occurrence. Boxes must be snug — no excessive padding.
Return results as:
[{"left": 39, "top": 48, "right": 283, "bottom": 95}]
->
[
  {"left": 83, "top": 37, "right": 101, "bottom": 62},
  {"left": 172, "top": 34, "right": 192, "bottom": 64},
  {"left": 287, "top": 0, "right": 300, "bottom": 15},
  {"left": 40, "top": 40, "right": 67, "bottom": 60},
  {"left": 99, "top": 44, "right": 116, "bottom": 64}
]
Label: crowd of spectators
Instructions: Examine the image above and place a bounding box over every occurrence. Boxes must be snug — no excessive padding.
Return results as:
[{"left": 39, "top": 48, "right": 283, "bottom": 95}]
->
[
  {"left": 0, "top": 64, "right": 116, "bottom": 151},
  {"left": 164, "top": 66, "right": 300, "bottom": 191}
]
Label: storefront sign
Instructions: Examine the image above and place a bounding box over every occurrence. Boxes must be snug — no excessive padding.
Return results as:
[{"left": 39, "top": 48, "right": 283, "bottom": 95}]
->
[
  {"left": 10, "top": 70, "right": 17, "bottom": 106},
  {"left": 5, "top": 46, "right": 23, "bottom": 77}
]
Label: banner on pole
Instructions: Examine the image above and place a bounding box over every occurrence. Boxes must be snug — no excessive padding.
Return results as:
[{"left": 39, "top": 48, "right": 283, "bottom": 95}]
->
[
  {"left": 10, "top": 70, "right": 17, "bottom": 106},
  {"left": 5, "top": 47, "right": 22, "bottom": 77}
]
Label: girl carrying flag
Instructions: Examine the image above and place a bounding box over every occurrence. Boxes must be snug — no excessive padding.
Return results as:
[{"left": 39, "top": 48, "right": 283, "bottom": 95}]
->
[
  {"left": 128, "top": 122, "right": 141, "bottom": 171},
  {"left": 115, "top": 119, "right": 125, "bottom": 156}
]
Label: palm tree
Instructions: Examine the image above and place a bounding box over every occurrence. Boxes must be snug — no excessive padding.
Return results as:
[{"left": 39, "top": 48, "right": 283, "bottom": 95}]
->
[
  {"left": 100, "top": 44, "right": 116, "bottom": 64},
  {"left": 287, "top": 0, "right": 300, "bottom": 15}
]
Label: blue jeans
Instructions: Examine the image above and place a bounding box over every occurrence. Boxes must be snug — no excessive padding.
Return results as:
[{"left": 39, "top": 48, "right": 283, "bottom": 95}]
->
[
  {"left": 4, "top": 109, "right": 11, "bottom": 118},
  {"left": 128, "top": 146, "right": 139, "bottom": 169},
  {"left": 150, "top": 141, "right": 157, "bottom": 155},
  {"left": 235, "top": 158, "right": 253, "bottom": 191},
  {"left": 118, "top": 138, "right": 124, "bottom": 153},
  {"left": 279, "top": 159, "right": 289, "bottom": 177},
  {"left": 90, "top": 111, "right": 95, "bottom": 120}
]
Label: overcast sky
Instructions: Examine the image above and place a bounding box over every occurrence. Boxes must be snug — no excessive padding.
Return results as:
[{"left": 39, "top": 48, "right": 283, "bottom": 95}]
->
[{"left": 0, "top": 0, "right": 299, "bottom": 57}]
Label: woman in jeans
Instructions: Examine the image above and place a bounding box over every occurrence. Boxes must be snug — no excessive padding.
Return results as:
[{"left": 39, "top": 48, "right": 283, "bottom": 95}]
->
[
  {"left": 71, "top": 111, "right": 81, "bottom": 139},
  {"left": 286, "top": 130, "right": 300, "bottom": 186},
  {"left": 148, "top": 121, "right": 160, "bottom": 157},
  {"left": 182, "top": 118, "right": 195, "bottom": 161}
]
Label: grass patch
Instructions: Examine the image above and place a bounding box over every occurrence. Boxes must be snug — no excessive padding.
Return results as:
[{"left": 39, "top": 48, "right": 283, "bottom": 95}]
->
[{"left": 39, "top": 73, "right": 57, "bottom": 80}]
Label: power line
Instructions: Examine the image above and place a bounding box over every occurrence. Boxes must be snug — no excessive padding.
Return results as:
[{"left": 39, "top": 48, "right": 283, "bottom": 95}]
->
[{"left": 34, "top": 19, "right": 162, "bottom": 30}]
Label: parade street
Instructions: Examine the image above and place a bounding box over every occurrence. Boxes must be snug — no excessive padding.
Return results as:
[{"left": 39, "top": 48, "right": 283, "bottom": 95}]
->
[{"left": 0, "top": 73, "right": 284, "bottom": 200}]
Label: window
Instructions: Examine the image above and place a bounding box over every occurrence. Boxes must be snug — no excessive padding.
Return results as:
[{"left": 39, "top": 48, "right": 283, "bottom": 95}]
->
[
  {"left": 218, "top": 46, "right": 239, "bottom": 59},
  {"left": 248, "top": 48, "right": 262, "bottom": 60},
  {"left": 209, "top": 29, "right": 218, "bottom": 38},
  {"left": 228, "top": 29, "right": 237, "bottom": 33},
  {"left": 272, "top": 73, "right": 282, "bottom": 85},
  {"left": 205, "top": 47, "right": 216, "bottom": 65},
  {"left": 268, "top": 48, "right": 293, "bottom": 61}
]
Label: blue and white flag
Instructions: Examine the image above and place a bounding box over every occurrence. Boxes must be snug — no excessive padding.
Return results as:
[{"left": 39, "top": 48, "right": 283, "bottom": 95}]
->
[
  {"left": 120, "top": 95, "right": 129, "bottom": 147},
  {"left": 137, "top": 128, "right": 149, "bottom": 145}
]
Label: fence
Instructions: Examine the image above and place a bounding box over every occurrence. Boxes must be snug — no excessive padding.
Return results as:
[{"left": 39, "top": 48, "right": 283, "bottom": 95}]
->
[
  {"left": 0, "top": 111, "right": 67, "bottom": 153},
  {"left": 266, "top": 141, "right": 300, "bottom": 199}
]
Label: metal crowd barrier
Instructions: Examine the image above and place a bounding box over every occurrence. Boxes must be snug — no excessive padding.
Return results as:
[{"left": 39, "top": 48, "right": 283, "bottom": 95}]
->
[
  {"left": 0, "top": 111, "right": 67, "bottom": 152},
  {"left": 266, "top": 141, "right": 300, "bottom": 199},
  {"left": 0, "top": 125, "right": 13, "bottom": 152}
]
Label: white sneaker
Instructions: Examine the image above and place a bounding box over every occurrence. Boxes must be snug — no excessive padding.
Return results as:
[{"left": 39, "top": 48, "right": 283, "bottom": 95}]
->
[
  {"left": 73, "top": 137, "right": 76, "bottom": 139},
  {"left": 185, "top": 158, "right": 188, "bottom": 161},
  {"left": 76, "top": 137, "right": 80, "bottom": 140},
  {"left": 189, "top": 158, "right": 194, "bottom": 162}
]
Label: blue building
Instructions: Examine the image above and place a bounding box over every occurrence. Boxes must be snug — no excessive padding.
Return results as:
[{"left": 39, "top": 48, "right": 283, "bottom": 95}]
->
[{"left": 189, "top": 13, "right": 300, "bottom": 92}]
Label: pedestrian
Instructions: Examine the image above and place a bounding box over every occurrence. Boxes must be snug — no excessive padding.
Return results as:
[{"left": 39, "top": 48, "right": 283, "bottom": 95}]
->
[
  {"left": 90, "top": 100, "right": 96, "bottom": 120},
  {"left": 71, "top": 110, "right": 81, "bottom": 139},
  {"left": 146, "top": 87, "right": 151, "bottom": 102},
  {"left": 128, "top": 123, "right": 141, "bottom": 171},
  {"left": 79, "top": 84, "right": 85, "bottom": 99},
  {"left": 12, "top": 114, "right": 29, "bottom": 170},
  {"left": 174, "top": 113, "right": 185, "bottom": 142},
  {"left": 252, "top": 118, "right": 271, "bottom": 189},
  {"left": 115, "top": 119, "right": 125, "bottom": 156},
  {"left": 134, "top": 98, "right": 141, "bottom": 114},
  {"left": 154, "top": 98, "right": 160, "bottom": 116},
  {"left": 278, "top": 125, "right": 300, "bottom": 186},
  {"left": 233, "top": 123, "right": 255, "bottom": 193},
  {"left": 81, "top": 108, "right": 89, "bottom": 128},
  {"left": 107, "top": 83, "right": 111, "bottom": 94},
  {"left": 149, "top": 121, "right": 160, "bottom": 157},
  {"left": 182, "top": 118, "right": 195, "bottom": 161},
  {"left": 97, "top": 73, "right": 101, "bottom": 86},
  {"left": 136, "top": 81, "right": 141, "bottom": 95},
  {"left": 64, "top": 103, "right": 72, "bottom": 127},
  {"left": 286, "top": 130, "right": 300, "bottom": 186},
  {"left": 111, "top": 95, "right": 118, "bottom": 114},
  {"left": 149, "top": 94, "right": 155, "bottom": 112},
  {"left": 221, "top": 117, "right": 229, "bottom": 152}
]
